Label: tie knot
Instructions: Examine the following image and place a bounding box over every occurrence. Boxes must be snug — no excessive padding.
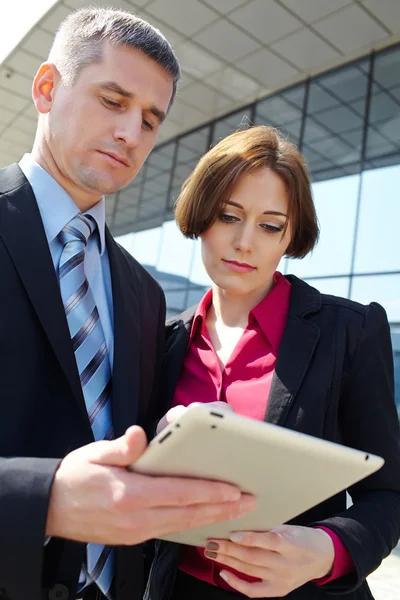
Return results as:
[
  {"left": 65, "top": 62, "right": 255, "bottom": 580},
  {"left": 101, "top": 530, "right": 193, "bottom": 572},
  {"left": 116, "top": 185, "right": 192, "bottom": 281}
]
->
[{"left": 59, "top": 214, "right": 96, "bottom": 247}]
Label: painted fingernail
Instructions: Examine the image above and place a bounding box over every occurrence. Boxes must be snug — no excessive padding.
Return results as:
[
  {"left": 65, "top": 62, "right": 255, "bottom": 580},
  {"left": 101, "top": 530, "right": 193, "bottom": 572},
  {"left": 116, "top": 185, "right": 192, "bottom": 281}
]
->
[
  {"left": 205, "top": 551, "right": 218, "bottom": 559},
  {"left": 206, "top": 541, "right": 219, "bottom": 551},
  {"left": 230, "top": 533, "right": 243, "bottom": 543}
]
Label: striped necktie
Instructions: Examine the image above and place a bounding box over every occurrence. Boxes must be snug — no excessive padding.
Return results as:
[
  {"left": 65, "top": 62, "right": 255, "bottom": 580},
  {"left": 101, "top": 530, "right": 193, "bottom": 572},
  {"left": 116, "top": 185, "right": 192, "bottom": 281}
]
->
[{"left": 59, "top": 213, "right": 115, "bottom": 599}]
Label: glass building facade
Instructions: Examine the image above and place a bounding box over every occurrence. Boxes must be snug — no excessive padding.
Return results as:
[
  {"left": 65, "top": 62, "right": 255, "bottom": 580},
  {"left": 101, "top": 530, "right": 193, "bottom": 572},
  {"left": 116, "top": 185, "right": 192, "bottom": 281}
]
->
[{"left": 111, "top": 42, "right": 400, "bottom": 416}]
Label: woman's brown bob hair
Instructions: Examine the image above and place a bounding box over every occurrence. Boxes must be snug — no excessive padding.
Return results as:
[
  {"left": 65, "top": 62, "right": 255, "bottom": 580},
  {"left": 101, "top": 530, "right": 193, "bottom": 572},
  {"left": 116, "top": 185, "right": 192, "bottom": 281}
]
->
[{"left": 175, "top": 125, "right": 319, "bottom": 259}]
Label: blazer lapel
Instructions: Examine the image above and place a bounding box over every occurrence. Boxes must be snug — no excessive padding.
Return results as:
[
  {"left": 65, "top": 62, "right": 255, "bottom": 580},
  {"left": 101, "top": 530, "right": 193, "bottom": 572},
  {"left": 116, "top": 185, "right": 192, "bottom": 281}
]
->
[
  {"left": 106, "top": 229, "right": 141, "bottom": 437},
  {"left": 265, "top": 276, "right": 321, "bottom": 426},
  {"left": 0, "top": 164, "right": 87, "bottom": 418}
]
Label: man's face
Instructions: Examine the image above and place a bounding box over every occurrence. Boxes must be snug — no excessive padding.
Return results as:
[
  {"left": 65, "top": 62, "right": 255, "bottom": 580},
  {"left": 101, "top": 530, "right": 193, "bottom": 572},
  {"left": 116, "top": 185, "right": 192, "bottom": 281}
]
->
[{"left": 44, "top": 43, "right": 173, "bottom": 198}]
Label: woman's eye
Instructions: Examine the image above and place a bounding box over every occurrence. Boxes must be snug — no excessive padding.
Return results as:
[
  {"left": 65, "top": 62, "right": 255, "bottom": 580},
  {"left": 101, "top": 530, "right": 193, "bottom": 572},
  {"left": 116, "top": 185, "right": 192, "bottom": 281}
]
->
[
  {"left": 219, "top": 213, "right": 239, "bottom": 223},
  {"left": 101, "top": 97, "right": 121, "bottom": 109},
  {"left": 261, "top": 224, "right": 284, "bottom": 233}
]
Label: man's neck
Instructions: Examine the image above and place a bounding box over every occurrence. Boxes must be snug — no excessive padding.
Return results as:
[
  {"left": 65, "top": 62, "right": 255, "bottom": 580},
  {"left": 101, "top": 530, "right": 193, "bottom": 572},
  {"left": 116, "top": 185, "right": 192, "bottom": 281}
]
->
[{"left": 31, "top": 145, "right": 102, "bottom": 212}]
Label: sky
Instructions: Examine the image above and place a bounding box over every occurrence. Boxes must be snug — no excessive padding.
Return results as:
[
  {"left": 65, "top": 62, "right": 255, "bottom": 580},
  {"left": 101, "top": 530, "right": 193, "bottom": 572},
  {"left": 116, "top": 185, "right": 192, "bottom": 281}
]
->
[{"left": 0, "top": 0, "right": 57, "bottom": 63}]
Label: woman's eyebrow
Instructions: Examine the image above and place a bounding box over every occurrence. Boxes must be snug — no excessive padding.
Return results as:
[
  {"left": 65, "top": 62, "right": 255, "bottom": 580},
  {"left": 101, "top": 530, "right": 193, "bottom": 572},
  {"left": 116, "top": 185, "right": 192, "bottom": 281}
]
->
[{"left": 226, "top": 201, "right": 287, "bottom": 217}]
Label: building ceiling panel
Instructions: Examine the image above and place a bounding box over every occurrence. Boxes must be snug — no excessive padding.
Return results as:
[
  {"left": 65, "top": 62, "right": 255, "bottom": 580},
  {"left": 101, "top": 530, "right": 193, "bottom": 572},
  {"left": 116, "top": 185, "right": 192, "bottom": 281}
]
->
[
  {"left": 0, "top": 88, "right": 30, "bottom": 114},
  {"left": 22, "top": 27, "right": 54, "bottom": 58},
  {"left": 41, "top": 4, "right": 72, "bottom": 33},
  {"left": 0, "top": 68, "right": 32, "bottom": 99},
  {"left": 178, "top": 80, "right": 232, "bottom": 114},
  {"left": 175, "top": 40, "right": 223, "bottom": 78},
  {"left": 236, "top": 47, "right": 300, "bottom": 89},
  {"left": 229, "top": 0, "right": 302, "bottom": 45},
  {"left": 271, "top": 27, "right": 341, "bottom": 71},
  {"left": 6, "top": 50, "right": 42, "bottom": 79},
  {"left": 313, "top": 4, "right": 388, "bottom": 54},
  {"left": 0, "top": 106, "right": 17, "bottom": 126},
  {"left": 146, "top": 0, "right": 217, "bottom": 37},
  {"left": 2, "top": 127, "right": 34, "bottom": 147},
  {"left": 201, "top": 0, "right": 250, "bottom": 17},
  {"left": 280, "top": 0, "right": 352, "bottom": 24},
  {"left": 193, "top": 18, "right": 260, "bottom": 62},
  {"left": 207, "top": 66, "right": 260, "bottom": 101},
  {"left": 361, "top": 0, "right": 400, "bottom": 34},
  {"left": 139, "top": 11, "right": 184, "bottom": 47}
]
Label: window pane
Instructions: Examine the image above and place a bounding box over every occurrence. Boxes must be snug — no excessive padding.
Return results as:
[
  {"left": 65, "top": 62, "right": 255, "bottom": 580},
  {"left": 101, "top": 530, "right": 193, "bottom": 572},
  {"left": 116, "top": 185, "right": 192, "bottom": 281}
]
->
[
  {"left": 156, "top": 220, "right": 195, "bottom": 279},
  {"left": 187, "top": 286, "right": 209, "bottom": 308},
  {"left": 350, "top": 274, "right": 400, "bottom": 323},
  {"left": 354, "top": 164, "right": 400, "bottom": 273},
  {"left": 128, "top": 227, "right": 162, "bottom": 267},
  {"left": 255, "top": 85, "right": 305, "bottom": 144},
  {"left": 303, "top": 61, "right": 368, "bottom": 181},
  {"left": 169, "top": 127, "right": 210, "bottom": 208},
  {"left": 165, "top": 289, "right": 188, "bottom": 313},
  {"left": 188, "top": 239, "right": 212, "bottom": 286},
  {"left": 287, "top": 175, "right": 360, "bottom": 278},
  {"left": 303, "top": 277, "right": 350, "bottom": 298},
  {"left": 366, "top": 45, "right": 400, "bottom": 164},
  {"left": 212, "top": 109, "right": 252, "bottom": 144}
]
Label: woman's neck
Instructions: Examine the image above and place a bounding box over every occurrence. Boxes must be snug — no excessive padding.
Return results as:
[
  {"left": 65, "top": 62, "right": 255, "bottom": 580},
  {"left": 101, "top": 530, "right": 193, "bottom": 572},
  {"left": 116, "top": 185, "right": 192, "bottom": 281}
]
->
[{"left": 209, "top": 279, "right": 275, "bottom": 328}]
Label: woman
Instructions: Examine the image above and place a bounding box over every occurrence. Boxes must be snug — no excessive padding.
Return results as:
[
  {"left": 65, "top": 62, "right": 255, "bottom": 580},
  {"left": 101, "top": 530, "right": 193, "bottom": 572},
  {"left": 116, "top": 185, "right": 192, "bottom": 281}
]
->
[{"left": 145, "top": 126, "right": 400, "bottom": 600}]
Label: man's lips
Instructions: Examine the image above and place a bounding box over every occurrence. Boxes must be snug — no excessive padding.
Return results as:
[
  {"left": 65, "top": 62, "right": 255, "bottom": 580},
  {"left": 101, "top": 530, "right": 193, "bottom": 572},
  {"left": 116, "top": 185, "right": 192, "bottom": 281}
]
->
[
  {"left": 97, "top": 150, "right": 130, "bottom": 167},
  {"left": 222, "top": 259, "right": 256, "bottom": 273}
]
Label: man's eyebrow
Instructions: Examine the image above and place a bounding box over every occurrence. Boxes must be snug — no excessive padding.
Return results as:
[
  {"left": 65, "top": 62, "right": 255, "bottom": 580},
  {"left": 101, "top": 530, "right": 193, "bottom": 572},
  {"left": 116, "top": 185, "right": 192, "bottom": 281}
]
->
[
  {"left": 226, "top": 201, "right": 287, "bottom": 217},
  {"left": 99, "top": 81, "right": 133, "bottom": 98},
  {"left": 98, "top": 81, "right": 166, "bottom": 123}
]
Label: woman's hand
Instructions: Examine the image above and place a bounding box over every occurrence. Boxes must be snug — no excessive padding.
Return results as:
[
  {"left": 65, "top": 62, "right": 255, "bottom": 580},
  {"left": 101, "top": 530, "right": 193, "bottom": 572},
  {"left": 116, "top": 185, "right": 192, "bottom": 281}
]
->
[
  {"left": 205, "top": 524, "right": 335, "bottom": 598},
  {"left": 156, "top": 402, "right": 234, "bottom": 434}
]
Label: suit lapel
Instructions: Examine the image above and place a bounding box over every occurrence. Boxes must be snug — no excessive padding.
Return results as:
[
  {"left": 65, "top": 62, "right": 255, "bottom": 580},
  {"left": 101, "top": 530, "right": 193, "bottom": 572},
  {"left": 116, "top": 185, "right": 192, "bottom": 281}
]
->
[
  {"left": 0, "top": 164, "right": 87, "bottom": 419},
  {"left": 106, "top": 229, "right": 141, "bottom": 437},
  {"left": 265, "top": 276, "right": 321, "bottom": 426}
]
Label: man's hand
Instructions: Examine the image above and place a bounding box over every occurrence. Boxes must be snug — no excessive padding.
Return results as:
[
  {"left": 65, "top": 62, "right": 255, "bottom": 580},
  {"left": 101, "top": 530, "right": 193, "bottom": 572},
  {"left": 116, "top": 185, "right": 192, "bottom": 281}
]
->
[
  {"left": 203, "top": 525, "right": 335, "bottom": 597},
  {"left": 156, "top": 402, "right": 234, "bottom": 434},
  {"left": 46, "top": 425, "right": 254, "bottom": 545}
]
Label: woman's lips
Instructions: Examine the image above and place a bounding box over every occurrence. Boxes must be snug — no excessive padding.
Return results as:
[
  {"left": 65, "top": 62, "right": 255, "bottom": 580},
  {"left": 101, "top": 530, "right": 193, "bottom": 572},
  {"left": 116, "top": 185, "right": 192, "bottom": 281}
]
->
[{"left": 222, "top": 259, "right": 256, "bottom": 273}]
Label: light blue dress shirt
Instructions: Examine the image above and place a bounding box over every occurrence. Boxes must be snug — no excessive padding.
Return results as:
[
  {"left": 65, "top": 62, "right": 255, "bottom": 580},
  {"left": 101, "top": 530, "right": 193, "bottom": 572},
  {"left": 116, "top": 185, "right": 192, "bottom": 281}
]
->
[
  {"left": 19, "top": 153, "right": 115, "bottom": 590},
  {"left": 19, "top": 153, "right": 114, "bottom": 367}
]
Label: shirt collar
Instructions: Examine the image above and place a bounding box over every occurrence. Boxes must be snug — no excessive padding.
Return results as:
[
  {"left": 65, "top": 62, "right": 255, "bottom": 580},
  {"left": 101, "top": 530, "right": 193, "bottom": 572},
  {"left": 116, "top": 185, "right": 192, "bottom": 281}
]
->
[
  {"left": 189, "top": 288, "right": 213, "bottom": 343},
  {"left": 251, "top": 271, "right": 291, "bottom": 353},
  {"left": 19, "top": 153, "right": 106, "bottom": 255},
  {"left": 189, "top": 272, "right": 291, "bottom": 354}
]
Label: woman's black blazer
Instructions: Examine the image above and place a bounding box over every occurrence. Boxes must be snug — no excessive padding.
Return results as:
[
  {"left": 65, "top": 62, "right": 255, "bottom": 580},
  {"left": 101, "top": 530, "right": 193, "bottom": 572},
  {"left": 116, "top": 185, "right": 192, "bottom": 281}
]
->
[{"left": 146, "top": 275, "right": 400, "bottom": 600}]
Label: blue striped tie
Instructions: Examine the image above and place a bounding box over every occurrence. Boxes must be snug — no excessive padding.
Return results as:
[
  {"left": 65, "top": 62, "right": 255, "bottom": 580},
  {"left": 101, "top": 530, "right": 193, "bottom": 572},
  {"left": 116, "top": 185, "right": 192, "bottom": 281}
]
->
[{"left": 59, "top": 214, "right": 115, "bottom": 599}]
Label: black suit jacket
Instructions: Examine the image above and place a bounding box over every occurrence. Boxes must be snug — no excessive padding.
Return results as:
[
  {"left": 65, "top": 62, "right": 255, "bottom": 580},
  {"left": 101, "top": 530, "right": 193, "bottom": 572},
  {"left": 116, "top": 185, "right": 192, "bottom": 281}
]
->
[
  {"left": 0, "top": 164, "right": 166, "bottom": 600},
  {"left": 146, "top": 276, "right": 400, "bottom": 600}
]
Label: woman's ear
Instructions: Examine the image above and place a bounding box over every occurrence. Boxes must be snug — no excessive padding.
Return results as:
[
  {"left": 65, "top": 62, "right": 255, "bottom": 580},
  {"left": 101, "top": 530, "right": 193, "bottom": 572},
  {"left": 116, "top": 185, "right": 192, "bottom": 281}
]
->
[{"left": 32, "top": 63, "right": 60, "bottom": 114}]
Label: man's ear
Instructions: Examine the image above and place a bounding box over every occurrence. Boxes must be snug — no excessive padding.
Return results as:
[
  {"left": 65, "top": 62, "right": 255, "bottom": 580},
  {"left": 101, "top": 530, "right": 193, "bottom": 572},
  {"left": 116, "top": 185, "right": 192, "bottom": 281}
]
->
[{"left": 32, "top": 63, "right": 60, "bottom": 114}]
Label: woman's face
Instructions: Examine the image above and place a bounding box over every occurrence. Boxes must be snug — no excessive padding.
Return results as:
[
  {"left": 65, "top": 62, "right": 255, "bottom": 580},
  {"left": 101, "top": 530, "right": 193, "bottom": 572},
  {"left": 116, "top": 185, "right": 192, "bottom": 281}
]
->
[{"left": 201, "top": 167, "right": 291, "bottom": 300}]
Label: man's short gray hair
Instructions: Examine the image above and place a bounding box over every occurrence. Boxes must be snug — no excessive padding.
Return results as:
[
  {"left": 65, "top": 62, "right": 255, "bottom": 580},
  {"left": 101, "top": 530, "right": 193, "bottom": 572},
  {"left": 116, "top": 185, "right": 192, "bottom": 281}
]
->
[{"left": 48, "top": 6, "right": 180, "bottom": 107}]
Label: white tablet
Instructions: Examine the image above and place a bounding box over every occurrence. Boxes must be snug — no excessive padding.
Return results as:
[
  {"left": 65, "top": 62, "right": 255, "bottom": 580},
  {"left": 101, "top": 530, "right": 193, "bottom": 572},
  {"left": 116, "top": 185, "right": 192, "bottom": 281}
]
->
[{"left": 131, "top": 405, "right": 384, "bottom": 547}]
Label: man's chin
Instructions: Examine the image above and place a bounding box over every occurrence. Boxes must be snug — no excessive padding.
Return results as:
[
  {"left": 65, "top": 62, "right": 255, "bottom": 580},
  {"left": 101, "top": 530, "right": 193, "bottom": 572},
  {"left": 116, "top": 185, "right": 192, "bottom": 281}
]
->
[{"left": 80, "top": 172, "right": 130, "bottom": 196}]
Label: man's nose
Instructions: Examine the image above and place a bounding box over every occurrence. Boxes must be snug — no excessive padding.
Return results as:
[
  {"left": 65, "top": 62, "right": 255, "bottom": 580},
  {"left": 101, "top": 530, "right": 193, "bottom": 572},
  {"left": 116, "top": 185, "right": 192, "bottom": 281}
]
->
[{"left": 113, "top": 111, "right": 142, "bottom": 148}]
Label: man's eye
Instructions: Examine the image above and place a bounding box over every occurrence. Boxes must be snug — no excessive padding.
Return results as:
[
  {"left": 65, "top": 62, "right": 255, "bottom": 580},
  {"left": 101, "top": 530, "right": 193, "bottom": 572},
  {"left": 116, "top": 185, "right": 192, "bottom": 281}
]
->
[
  {"left": 101, "top": 97, "right": 121, "bottom": 109},
  {"left": 143, "top": 120, "right": 154, "bottom": 131}
]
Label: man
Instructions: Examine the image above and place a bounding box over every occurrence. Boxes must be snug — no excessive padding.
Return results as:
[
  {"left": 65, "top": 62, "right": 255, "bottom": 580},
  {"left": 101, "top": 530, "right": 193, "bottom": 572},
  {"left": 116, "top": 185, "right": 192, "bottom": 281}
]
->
[{"left": 0, "top": 8, "right": 253, "bottom": 600}]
